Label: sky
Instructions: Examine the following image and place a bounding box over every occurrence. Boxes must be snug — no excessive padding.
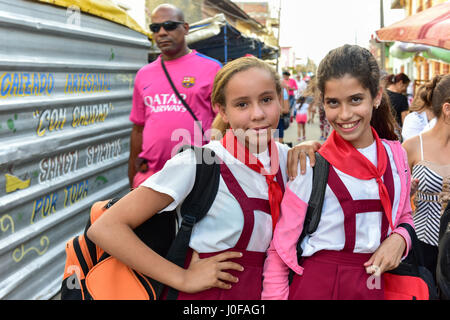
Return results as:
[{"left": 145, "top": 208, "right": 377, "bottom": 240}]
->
[
  {"left": 262, "top": 0, "right": 407, "bottom": 65},
  {"left": 127, "top": 0, "right": 408, "bottom": 66}
]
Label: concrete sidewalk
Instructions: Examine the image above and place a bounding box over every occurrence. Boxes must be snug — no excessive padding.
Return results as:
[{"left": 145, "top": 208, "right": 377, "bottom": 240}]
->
[{"left": 283, "top": 114, "right": 323, "bottom": 146}]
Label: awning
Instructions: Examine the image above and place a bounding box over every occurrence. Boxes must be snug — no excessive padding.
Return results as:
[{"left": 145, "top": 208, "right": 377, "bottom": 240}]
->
[
  {"left": 389, "top": 41, "right": 450, "bottom": 63},
  {"left": 376, "top": 2, "right": 450, "bottom": 50},
  {"left": 33, "top": 0, "right": 152, "bottom": 39},
  {"left": 186, "top": 14, "right": 278, "bottom": 63}
]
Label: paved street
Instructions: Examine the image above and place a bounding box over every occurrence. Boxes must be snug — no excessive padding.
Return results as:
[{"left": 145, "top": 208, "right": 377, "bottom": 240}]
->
[{"left": 283, "top": 114, "right": 324, "bottom": 147}]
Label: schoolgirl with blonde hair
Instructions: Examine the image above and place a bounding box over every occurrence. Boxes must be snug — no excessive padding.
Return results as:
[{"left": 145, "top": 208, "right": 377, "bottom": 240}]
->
[{"left": 88, "top": 56, "right": 318, "bottom": 300}]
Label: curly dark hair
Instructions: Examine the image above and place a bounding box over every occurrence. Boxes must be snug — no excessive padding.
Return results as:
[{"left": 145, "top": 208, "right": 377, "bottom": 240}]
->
[
  {"left": 419, "top": 74, "right": 450, "bottom": 119},
  {"left": 386, "top": 73, "right": 410, "bottom": 85}
]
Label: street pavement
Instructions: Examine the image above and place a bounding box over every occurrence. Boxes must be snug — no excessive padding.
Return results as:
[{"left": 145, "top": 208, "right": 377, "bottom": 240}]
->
[{"left": 283, "top": 113, "right": 323, "bottom": 147}]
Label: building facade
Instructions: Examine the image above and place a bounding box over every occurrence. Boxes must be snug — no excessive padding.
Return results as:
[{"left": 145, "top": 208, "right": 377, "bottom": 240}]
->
[{"left": 384, "top": 0, "right": 449, "bottom": 93}]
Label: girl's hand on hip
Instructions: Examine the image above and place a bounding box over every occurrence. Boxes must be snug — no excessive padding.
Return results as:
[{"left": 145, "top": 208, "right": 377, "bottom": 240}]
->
[{"left": 181, "top": 250, "right": 244, "bottom": 293}]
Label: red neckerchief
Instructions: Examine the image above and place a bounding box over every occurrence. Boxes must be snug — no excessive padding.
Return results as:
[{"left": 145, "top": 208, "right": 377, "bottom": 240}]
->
[
  {"left": 318, "top": 127, "right": 394, "bottom": 231},
  {"left": 221, "top": 130, "right": 282, "bottom": 231}
]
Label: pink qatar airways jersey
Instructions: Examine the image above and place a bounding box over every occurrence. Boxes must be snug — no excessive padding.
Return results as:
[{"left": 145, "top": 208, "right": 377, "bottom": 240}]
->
[{"left": 129, "top": 50, "right": 222, "bottom": 174}]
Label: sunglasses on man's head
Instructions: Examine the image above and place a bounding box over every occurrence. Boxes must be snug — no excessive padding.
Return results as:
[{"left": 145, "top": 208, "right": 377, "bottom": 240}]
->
[{"left": 149, "top": 21, "right": 184, "bottom": 33}]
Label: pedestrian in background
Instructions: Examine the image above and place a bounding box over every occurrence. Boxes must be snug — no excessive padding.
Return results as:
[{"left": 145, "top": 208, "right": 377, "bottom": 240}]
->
[
  {"left": 128, "top": 3, "right": 222, "bottom": 188},
  {"left": 294, "top": 96, "right": 308, "bottom": 142},
  {"left": 401, "top": 84, "right": 436, "bottom": 141},
  {"left": 295, "top": 73, "right": 307, "bottom": 99},
  {"left": 304, "top": 77, "right": 328, "bottom": 138},
  {"left": 386, "top": 73, "right": 411, "bottom": 129},
  {"left": 402, "top": 74, "right": 450, "bottom": 282},
  {"left": 274, "top": 85, "right": 290, "bottom": 144},
  {"left": 282, "top": 71, "right": 298, "bottom": 121},
  {"left": 304, "top": 76, "right": 316, "bottom": 125}
]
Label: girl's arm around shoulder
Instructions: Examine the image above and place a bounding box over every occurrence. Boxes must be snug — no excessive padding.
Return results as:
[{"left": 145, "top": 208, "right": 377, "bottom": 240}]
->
[
  {"left": 286, "top": 159, "right": 314, "bottom": 202},
  {"left": 286, "top": 140, "right": 322, "bottom": 179}
]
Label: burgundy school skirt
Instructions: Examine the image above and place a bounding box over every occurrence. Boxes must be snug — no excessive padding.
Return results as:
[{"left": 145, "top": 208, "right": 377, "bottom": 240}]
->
[
  {"left": 289, "top": 250, "right": 385, "bottom": 300},
  {"left": 177, "top": 249, "right": 266, "bottom": 300}
]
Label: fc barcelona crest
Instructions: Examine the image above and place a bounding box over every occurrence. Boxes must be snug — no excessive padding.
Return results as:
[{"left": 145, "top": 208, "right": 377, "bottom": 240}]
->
[{"left": 182, "top": 76, "right": 195, "bottom": 88}]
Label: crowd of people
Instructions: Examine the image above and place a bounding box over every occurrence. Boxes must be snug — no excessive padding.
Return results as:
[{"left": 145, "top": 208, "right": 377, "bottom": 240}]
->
[
  {"left": 83, "top": 3, "right": 449, "bottom": 301},
  {"left": 279, "top": 71, "right": 332, "bottom": 143}
]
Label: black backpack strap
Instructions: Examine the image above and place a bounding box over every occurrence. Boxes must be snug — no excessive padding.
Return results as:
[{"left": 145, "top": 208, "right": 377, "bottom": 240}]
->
[
  {"left": 439, "top": 200, "right": 450, "bottom": 242},
  {"left": 163, "top": 145, "right": 221, "bottom": 300},
  {"left": 289, "top": 152, "right": 329, "bottom": 284},
  {"left": 83, "top": 198, "right": 120, "bottom": 266},
  {"left": 397, "top": 222, "right": 424, "bottom": 269},
  {"left": 295, "top": 152, "right": 329, "bottom": 264},
  {"left": 160, "top": 58, "right": 205, "bottom": 138},
  {"left": 437, "top": 202, "right": 450, "bottom": 299}
]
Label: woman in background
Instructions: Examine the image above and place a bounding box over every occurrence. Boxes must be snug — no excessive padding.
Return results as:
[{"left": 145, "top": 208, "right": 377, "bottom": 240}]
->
[
  {"left": 386, "top": 73, "right": 410, "bottom": 129},
  {"left": 402, "top": 74, "right": 450, "bottom": 281}
]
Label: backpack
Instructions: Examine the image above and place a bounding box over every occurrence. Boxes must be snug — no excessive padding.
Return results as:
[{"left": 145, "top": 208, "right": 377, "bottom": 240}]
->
[
  {"left": 60, "top": 145, "right": 220, "bottom": 300},
  {"left": 288, "top": 152, "right": 328, "bottom": 284},
  {"left": 293, "top": 152, "right": 439, "bottom": 300},
  {"left": 383, "top": 223, "right": 439, "bottom": 300},
  {"left": 295, "top": 152, "right": 329, "bottom": 261}
]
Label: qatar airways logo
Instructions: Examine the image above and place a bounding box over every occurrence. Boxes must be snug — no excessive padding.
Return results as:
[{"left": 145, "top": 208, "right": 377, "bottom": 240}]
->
[{"left": 144, "top": 93, "right": 187, "bottom": 113}]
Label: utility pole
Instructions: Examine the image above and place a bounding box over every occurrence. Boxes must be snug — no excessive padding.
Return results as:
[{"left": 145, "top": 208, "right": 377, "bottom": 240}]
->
[
  {"left": 380, "top": 0, "right": 386, "bottom": 70},
  {"left": 276, "top": 0, "right": 281, "bottom": 73}
]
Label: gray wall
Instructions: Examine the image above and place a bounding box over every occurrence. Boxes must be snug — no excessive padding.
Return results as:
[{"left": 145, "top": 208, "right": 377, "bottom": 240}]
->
[{"left": 0, "top": 0, "right": 151, "bottom": 299}]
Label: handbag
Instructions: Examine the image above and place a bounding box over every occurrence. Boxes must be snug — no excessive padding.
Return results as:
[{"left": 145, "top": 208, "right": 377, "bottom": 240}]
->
[
  {"left": 384, "top": 223, "right": 439, "bottom": 300},
  {"left": 282, "top": 113, "right": 290, "bottom": 130}
]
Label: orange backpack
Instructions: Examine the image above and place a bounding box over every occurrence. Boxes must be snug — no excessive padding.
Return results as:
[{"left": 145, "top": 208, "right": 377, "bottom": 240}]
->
[
  {"left": 61, "top": 198, "right": 166, "bottom": 299},
  {"left": 60, "top": 146, "right": 220, "bottom": 300}
]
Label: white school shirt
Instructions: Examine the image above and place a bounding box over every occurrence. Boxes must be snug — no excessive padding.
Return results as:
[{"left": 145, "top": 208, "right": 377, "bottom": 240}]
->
[
  {"left": 288, "top": 140, "right": 402, "bottom": 256},
  {"left": 141, "top": 140, "right": 290, "bottom": 253}
]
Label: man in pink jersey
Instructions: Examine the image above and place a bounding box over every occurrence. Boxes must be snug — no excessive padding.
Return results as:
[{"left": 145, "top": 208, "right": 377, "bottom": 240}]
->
[{"left": 129, "top": 4, "right": 222, "bottom": 188}]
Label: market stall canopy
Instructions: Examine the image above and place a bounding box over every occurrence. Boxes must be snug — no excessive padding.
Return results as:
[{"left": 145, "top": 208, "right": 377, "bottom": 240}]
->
[
  {"left": 186, "top": 14, "right": 278, "bottom": 63},
  {"left": 33, "top": 0, "right": 152, "bottom": 39},
  {"left": 389, "top": 41, "right": 450, "bottom": 64},
  {"left": 376, "top": 2, "right": 450, "bottom": 50}
]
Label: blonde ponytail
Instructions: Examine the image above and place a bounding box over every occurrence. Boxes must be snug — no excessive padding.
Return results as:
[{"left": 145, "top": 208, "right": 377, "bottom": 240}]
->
[{"left": 211, "top": 113, "right": 230, "bottom": 140}]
